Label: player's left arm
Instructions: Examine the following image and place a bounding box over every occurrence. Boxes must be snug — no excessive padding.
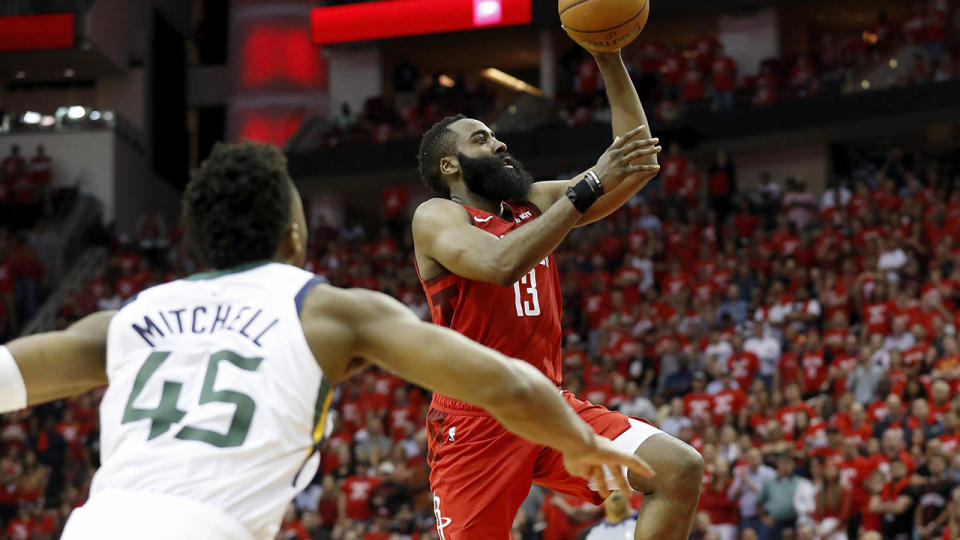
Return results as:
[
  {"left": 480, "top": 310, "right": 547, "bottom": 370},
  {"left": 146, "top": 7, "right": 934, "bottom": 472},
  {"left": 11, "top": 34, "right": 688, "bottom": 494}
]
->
[
  {"left": 529, "top": 50, "right": 659, "bottom": 227},
  {"left": 1, "top": 311, "right": 113, "bottom": 409}
]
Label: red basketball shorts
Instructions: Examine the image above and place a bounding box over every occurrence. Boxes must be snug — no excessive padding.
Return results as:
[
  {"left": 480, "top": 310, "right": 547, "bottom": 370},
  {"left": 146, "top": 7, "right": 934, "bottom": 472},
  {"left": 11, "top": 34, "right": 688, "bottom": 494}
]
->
[{"left": 426, "top": 390, "right": 662, "bottom": 539}]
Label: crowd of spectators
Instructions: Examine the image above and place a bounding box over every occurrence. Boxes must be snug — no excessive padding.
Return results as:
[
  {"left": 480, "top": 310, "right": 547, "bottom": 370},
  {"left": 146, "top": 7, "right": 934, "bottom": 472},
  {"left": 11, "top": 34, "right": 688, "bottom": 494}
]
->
[
  {"left": 315, "top": 2, "right": 960, "bottom": 147},
  {"left": 0, "top": 144, "right": 59, "bottom": 345},
  {"left": 2, "top": 143, "right": 960, "bottom": 540},
  {"left": 564, "top": 1, "right": 960, "bottom": 124}
]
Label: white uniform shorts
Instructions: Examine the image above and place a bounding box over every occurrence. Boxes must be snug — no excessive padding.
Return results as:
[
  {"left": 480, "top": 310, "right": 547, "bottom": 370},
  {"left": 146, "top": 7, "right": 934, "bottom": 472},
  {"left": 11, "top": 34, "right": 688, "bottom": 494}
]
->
[{"left": 61, "top": 489, "right": 256, "bottom": 540}]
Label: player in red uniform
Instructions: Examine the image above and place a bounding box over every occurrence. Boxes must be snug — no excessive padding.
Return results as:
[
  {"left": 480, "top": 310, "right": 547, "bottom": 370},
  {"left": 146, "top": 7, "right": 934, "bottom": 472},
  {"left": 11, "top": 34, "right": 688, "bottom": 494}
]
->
[{"left": 412, "top": 46, "right": 704, "bottom": 540}]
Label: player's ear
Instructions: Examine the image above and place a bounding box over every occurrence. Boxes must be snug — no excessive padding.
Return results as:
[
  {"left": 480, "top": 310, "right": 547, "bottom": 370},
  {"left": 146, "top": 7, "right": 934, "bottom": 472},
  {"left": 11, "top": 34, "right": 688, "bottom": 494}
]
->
[
  {"left": 440, "top": 155, "right": 460, "bottom": 177},
  {"left": 279, "top": 222, "right": 305, "bottom": 266}
]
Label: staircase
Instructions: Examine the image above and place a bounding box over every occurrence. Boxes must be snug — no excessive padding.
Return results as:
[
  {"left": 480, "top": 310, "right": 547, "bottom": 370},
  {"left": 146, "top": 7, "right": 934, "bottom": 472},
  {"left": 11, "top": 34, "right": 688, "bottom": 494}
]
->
[{"left": 20, "top": 246, "right": 108, "bottom": 336}]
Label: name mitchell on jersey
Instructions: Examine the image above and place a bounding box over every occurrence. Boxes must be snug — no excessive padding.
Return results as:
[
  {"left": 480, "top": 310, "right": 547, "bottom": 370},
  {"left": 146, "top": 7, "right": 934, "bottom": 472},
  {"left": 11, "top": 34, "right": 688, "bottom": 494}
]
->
[{"left": 130, "top": 304, "right": 280, "bottom": 348}]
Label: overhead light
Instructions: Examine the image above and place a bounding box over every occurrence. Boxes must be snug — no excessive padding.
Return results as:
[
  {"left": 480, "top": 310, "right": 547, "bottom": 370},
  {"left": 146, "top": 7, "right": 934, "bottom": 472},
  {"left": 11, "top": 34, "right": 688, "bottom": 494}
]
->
[
  {"left": 508, "top": 105, "right": 518, "bottom": 114},
  {"left": 67, "top": 106, "right": 86, "bottom": 119},
  {"left": 40, "top": 116, "right": 55, "bottom": 127},
  {"left": 21, "top": 112, "right": 42, "bottom": 124},
  {"left": 860, "top": 79, "right": 871, "bottom": 90},
  {"left": 89, "top": 110, "right": 102, "bottom": 121},
  {"left": 102, "top": 111, "right": 115, "bottom": 121},
  {"left": 14, "top": 71, "right": 25, "bottom": 79},
  {"left": 438, "top": 74, "right": 456, "bottom": 88},
  {"left": 64, "top": 68, "right": 75, "bottom": 78},
  {"left": 889, "top": 59, "right": 898, "bottom": 68},
  {"left": 481, "top": 68, "right": 542, "bottom": 97}
]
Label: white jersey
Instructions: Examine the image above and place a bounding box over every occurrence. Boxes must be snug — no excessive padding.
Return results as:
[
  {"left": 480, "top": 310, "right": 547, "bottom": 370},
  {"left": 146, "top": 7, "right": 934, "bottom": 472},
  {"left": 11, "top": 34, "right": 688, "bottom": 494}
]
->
[
  {"left": 79, "top": 262, "right": 330, "bottom": 539},
  {"left": 584, "top": 513, "right": 638, "bottom": 540}
]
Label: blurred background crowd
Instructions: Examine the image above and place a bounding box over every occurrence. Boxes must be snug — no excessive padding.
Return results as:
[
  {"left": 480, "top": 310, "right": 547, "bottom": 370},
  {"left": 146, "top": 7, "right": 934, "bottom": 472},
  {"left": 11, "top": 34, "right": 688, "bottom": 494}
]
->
[{"left": 3, "top": 0, "right": 960, "bottom": 539}]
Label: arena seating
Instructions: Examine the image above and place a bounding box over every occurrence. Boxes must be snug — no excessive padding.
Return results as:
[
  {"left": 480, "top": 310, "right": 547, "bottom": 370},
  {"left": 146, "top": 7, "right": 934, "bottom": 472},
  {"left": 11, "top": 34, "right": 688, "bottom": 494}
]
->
[{"left": 2, "top": 142, "right": 958, "bottom": 539}]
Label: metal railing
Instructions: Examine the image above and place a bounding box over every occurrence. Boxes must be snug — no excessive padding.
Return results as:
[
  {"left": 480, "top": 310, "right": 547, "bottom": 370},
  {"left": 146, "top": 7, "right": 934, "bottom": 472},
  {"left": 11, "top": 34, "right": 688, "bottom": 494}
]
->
[{"left": 20, "top": 246, "right": 107, "bottom": 336}]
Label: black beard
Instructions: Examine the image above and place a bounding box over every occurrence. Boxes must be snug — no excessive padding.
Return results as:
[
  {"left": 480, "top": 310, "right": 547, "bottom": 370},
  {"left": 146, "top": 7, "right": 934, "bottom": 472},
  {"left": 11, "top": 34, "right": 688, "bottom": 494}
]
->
[{"left": 458, "top": 152, "right": 534, "bottom": 203}]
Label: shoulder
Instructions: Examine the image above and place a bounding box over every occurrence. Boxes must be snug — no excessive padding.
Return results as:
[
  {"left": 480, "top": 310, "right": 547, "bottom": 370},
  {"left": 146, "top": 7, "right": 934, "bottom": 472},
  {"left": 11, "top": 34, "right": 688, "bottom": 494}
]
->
[
  {"left": 412, "top": 198, "right": 472, "bottom": 232},
  {"left": 414, "top": 198, "right": 469, "bottom": 220},
  {"left": 302, "top": 284, "right": 413, "bottom": 325}
]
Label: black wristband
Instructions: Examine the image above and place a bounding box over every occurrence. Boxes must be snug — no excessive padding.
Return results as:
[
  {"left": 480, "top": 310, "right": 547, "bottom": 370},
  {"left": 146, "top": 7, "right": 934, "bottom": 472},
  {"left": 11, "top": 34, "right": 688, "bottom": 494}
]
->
[
  {"left": 566, "top": 180, "right": 598, "bottom": 213},
  {"left": 584, "top": 170, "right": 604, "bottom": 196}
]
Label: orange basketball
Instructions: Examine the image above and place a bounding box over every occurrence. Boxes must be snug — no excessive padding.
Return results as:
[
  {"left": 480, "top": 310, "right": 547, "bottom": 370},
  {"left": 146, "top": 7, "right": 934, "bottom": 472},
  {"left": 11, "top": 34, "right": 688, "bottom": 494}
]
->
[{"left": 559, "top": 0, "right": 650, "bottom": 52}]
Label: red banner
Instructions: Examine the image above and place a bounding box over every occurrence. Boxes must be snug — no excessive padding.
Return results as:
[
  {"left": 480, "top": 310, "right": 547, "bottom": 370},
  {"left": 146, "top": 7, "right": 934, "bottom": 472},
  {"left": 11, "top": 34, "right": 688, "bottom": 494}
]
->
[
  {"left": 310, "top": 0, "right": 531, "bottom": 45},
  {"left": 0, "top": 13, "right": 75, "bottom": 51}
]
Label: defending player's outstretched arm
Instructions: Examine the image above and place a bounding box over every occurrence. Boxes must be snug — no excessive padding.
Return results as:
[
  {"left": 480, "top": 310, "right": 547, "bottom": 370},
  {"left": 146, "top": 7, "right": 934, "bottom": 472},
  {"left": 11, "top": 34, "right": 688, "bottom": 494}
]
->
[
  {"left": 300, "top": 284, "right": 654, "bottom": 494},
  {"left": 412, "top": 127, "right": 659, "bottom": 287},
  {"left": 1, "top": 311, "right": 113, "bottom": 408},
  {"left": 528, "top": 50, "right": 659, "bottom": 227}
]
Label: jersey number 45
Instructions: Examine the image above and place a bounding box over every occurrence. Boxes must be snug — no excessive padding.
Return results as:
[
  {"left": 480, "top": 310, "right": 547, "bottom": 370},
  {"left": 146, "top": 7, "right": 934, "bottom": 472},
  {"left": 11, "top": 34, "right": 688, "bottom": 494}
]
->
[{"left": 121, "top": 350, "right": 263, "bottom": 448}]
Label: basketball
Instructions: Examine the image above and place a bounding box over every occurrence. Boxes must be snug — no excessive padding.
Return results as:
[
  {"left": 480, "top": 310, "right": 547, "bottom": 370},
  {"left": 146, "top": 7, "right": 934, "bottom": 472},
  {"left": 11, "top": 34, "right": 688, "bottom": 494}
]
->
[{"left": 559, "top": 0, "right": 650, "bottom": 52}]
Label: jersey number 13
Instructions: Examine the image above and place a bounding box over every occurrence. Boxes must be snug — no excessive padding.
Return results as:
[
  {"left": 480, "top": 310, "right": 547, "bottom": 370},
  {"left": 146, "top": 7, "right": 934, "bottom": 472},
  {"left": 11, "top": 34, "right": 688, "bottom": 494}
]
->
[{"left": 513, "top": 269, "right": 541, "bottom": 317}]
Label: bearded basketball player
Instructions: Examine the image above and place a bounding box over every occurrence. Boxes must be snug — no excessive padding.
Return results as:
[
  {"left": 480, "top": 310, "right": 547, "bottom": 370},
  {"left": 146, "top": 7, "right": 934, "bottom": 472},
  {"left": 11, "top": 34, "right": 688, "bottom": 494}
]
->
[
  {"left": 0, "top": 143, "right": 651, "bottom": 540},
  {"left": 413, "top": 50, "right": 704, "bottom": 539}
]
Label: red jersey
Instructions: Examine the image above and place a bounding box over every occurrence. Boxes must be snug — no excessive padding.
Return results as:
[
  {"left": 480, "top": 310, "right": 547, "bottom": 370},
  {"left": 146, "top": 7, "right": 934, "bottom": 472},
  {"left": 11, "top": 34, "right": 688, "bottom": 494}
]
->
[
  {"left": 684, "top": 392, "right": 713, "bottom": 420},
  {"left": 728, "top": 352, "right": 759, "bottom": 391},
  {"left": 800, "top": 348, "right": 828, "bottom": 394},
  {"left": 341, "top": 475, "right": 381, "bottom": 520},
  {"left": 419, "top": 203, "right": 563, "bottom": 413},
  {"left": 712, "top": 388, "right": 747, "bottom": 424},
  {"left": 776, "top": 402, "right": 815, "bottom": 433}
]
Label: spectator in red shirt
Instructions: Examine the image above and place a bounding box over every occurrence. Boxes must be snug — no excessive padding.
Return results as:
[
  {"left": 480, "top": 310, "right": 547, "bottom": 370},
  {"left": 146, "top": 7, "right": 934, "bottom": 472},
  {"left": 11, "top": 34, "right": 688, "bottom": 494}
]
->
[
  {"left": 799, "top": 331, "right": 831, "bottom": 398},
  {"left": 813, "top": 457, "right": 850, "bottom": 539},
  {"left": 789, "top": 55, "right": 818, "bottom": 98},
  {"left": 732, "top": 200, "right": 760, "bottom": 241},
  {"left": 661, "top": 143, "right": 689, "bottom": 203},
  {"left": 753, "top": 63, "right": 780, "bottom": 106},
  {"left": 869, "top": 458, "right": 915, "bottom": 537},
  {"left": 339, "top": 460, "right": 381, "bottom": 522},
  {"left": 712, "top": 368, "right": 747, "bottom": 427},
  {"left": 1, "top": 145, "right": 26, "bottom": 186},
  {"left": 681, "top": 57, "right": 706, "bottom": 103},
  {"left": 708, "top": 150, "right": 737, "bottom": 224},
  {"left": 728, "top": 334, "right": 760, "bottom": 391},
  {"left": 684, "top": 372, "right": 714, "bottom": 422},
  {"left": 6, "top": 505, "right": 31, "bottom": 540},
  {"left": 697, "top": 457, "right": 737, "bottom": 539},
  {"left": 28, "top": 146, "right": 51, "bottom": 188},
  {"left": 659, "top": 45, "right": 685, "bottom": 99},
  {"left": 711, "top": 43, "right": 737, "bottom": 111},
  {"left": 381, "top": 184, "right": 410, "bottom": 237}
]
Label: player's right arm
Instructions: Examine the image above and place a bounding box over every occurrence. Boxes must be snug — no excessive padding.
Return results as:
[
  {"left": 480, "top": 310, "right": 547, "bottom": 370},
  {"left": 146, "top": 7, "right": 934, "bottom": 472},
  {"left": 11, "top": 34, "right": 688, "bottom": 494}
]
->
[
  {"left": 2, "top": 311, "right": 113, "bottom": 408},
  {"left": 301, "top": 285, "right": 654, "bottom": 492},
  {"left": 412, "top": 197, "right": 580, "bottom": 287},
  {"left": 412, "top": 129, "right": 656, "bottom": 287}
]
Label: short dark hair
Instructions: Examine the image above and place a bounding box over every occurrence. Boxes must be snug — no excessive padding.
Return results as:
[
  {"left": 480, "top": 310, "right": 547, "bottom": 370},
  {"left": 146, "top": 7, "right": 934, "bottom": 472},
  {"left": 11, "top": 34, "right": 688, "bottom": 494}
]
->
[
  {"left": 182, "top": 142, "right": 293, "bottom": 269},
  {"left": 417, "top": 114, "right": 465, "bottom": 198}
]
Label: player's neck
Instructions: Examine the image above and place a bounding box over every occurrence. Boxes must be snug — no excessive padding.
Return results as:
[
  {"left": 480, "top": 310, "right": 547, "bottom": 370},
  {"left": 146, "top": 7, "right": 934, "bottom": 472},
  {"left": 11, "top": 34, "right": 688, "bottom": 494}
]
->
[{"left": 450, "top": 189, "right": 503, "bottom": 217}]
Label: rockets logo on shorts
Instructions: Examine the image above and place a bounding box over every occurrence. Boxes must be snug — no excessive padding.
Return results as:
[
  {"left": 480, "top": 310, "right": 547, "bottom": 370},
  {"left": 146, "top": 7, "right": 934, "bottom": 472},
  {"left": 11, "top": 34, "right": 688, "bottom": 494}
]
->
[{"left": 434, "top": 496, "right": 452, "bottom": 539}]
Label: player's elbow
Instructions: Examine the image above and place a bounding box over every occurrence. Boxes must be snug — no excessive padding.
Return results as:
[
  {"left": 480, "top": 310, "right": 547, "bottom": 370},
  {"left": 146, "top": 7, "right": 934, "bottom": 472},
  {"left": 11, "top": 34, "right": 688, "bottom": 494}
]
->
[
  {"left": 496, "top": 269, "right": 523, "bottom": 288},
  {"left": 494, "top": 259, "right": 529, "bottom": 287}
]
